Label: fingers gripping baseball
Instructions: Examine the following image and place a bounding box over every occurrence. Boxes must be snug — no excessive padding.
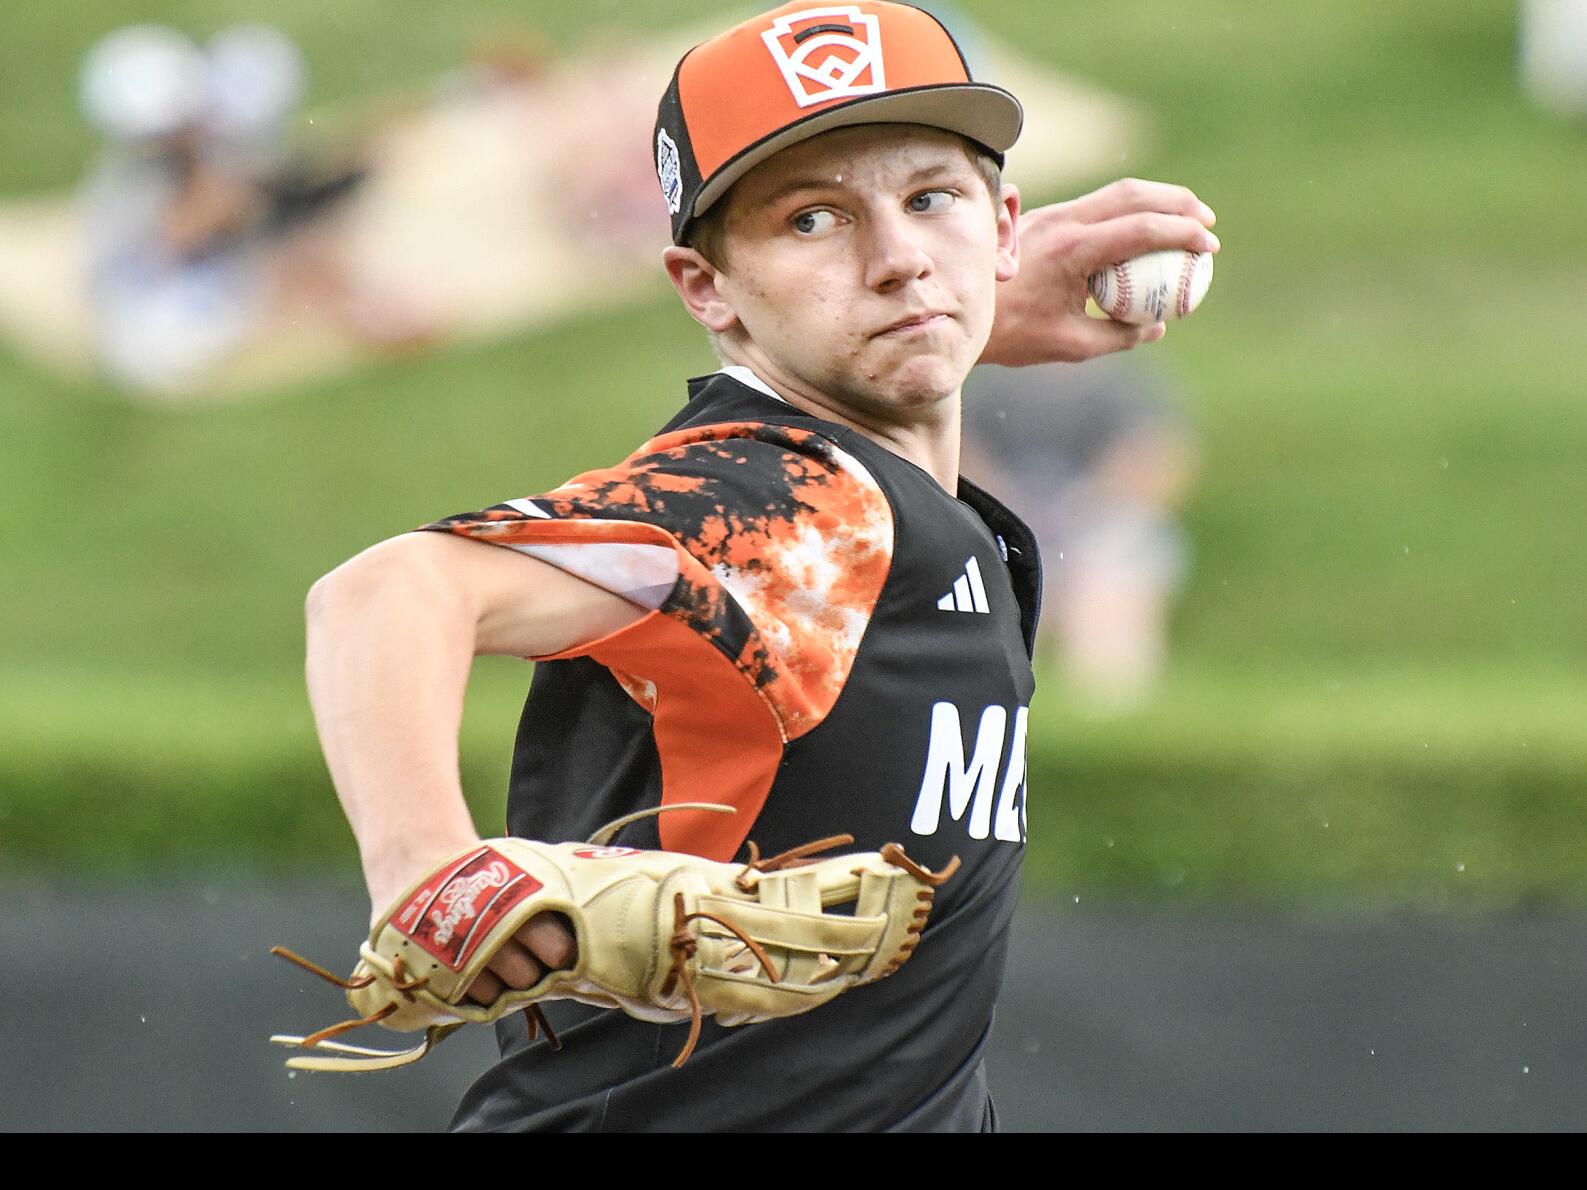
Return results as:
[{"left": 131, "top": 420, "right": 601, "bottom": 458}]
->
[
  {"left": 1065, "top": 210, "right": 1219, "bottom": 279},
  {"left": 1056, "top": 177, "right": 1217, "bottom": 231},
  {"left": 980, "top": 178, "right": 1218, "bottom": 368}
]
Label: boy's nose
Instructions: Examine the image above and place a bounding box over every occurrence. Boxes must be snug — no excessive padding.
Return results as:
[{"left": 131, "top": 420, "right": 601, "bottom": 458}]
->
[{"left": 862, "top": 210, "right": 933, "bottom": 293}]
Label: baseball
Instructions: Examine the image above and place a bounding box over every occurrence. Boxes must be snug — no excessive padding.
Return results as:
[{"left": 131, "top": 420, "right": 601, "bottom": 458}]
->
[{"left": 1087, "top": 249, "right": 1214, "bottom": 325}]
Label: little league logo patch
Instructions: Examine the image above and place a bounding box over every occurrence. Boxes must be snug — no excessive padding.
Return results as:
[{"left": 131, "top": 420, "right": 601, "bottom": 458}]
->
[
  {"left": 762, "top": 5, "right": 886, "bottom": 108},
  {"left": 657, "top": 127, "right": 683, "bottom": 214}
]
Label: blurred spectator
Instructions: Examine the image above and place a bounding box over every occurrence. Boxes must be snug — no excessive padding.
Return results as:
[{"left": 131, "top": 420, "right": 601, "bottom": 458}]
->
[
  {"left": 962, "top": 358, "right": 1200, "bottom": 710},
  {"left": 43, "top": 19, "right": 1136, "bottom": 399},
  {"left": 76, "top": 24, "right": 364, "bottom": 393}
]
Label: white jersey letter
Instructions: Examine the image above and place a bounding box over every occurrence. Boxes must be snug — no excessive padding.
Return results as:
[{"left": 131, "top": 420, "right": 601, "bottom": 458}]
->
[
  {"left": 992, "top": 705, "right": 1028, "bottom": 842},
  {"left": 911, "top": 702, "right": 1008, "bottom": 839}
]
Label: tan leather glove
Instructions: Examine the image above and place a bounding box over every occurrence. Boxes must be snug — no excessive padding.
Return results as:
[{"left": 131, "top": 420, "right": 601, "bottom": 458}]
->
[{"left": 271, "top": 823, "right": 957, "bottom": 1072}]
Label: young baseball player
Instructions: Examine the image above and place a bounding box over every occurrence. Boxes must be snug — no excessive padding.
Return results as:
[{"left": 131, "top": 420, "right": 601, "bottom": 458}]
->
[{"left": 303, "top": 0, "right": 1217, "bottom": 1130}]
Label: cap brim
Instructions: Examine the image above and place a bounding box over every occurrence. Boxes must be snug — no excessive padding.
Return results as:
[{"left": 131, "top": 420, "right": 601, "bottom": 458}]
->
[{"left": 692, "top": 82, "right": 1023, "bottom": 219}]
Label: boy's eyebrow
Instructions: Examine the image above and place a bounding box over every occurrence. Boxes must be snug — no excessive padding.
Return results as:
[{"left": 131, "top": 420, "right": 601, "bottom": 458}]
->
[
  {"left": 758, "top": 175, "right": 852, "bottom": 208},
  {"left": 757, "top": 160, "right": 970, "bottom": 209}
]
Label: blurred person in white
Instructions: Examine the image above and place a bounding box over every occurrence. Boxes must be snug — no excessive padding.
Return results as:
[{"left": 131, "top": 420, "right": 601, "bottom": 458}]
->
[
  {"left": 961, "top": 357, "right": 1200, "bottom": 710},
  {"left": 77, "top": 24, "right": 362, "bottom": 393},
  {"left": 1520, "top": 0, "right": 1587, "bottom": 117}
]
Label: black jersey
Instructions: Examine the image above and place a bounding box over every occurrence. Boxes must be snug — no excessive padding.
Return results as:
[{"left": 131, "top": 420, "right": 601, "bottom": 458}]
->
[{"left": 424, "top": 370, "right": 1040, "bottom": 1131}]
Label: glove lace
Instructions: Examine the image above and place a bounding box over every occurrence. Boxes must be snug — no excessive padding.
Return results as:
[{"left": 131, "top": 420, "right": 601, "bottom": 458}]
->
[
  {"left": 877, "top": 843, "right": 960, "bottom": 887},
  {"left": 270, "top": 946, "right": 404, "bottom": 1048},
  {"left": 871, "top": 846, "right": 960, "bottom": 976},
  {"left": 734, "top": 833, "right": 855, "bottom": 891},
  {"left": 270, "top": 945, "right": 562, "bottom": 1057},
  {"left": 662, "top": 891, "right": 780, "bottom": 1068}
]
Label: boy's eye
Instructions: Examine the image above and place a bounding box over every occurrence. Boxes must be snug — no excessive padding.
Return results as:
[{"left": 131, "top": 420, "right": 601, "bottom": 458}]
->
[
  {"left": 908, "top": 190, "right": 955, "bottom": 213},
  {"left": 793, "top": 209, "right": 838, "bottom": 235}
]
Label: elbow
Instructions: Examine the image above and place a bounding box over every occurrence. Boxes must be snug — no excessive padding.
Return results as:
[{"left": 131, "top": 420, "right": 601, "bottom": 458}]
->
[
  {"left": 305, "top": 534, "right": 464, "bottom": 634},
  {"left": 305, "top": 559, "right": 360, "bottom": 634},
  {"left": 306, "top": 564, "right": 338, "bottom": 617},
  {"left": 305, "top": 542, "right": 405, "bottom": 630}
]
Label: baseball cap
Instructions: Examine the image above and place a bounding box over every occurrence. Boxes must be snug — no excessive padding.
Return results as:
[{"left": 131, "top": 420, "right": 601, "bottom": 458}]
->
[{"left": 654, "top": 1, "right": 1023, "bottom": 245}]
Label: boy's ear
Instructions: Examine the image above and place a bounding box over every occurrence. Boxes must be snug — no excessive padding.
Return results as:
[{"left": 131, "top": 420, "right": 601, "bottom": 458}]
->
[
  {"left": 663, "top": 247, "right": 740, "bottom": 334},
  {"left": 995, "top": 183, "right": 1021, "bottom": 283}
]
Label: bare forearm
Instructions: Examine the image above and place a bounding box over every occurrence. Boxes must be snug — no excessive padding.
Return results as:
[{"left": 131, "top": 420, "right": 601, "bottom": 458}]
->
[
  {"left": 305, "top": 546, "right": 483, "bottom": 907},
  {"left": 305, "top": 531, "right": 623, "bottom": 988},
  {"left": 304, "top": 532, "right": 648, "bottom": 915}
]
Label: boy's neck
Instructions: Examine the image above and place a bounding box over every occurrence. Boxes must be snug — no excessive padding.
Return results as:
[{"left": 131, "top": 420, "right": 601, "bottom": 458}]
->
[{"left": 718, "top": 356, "right": 963, "bottom": 493}]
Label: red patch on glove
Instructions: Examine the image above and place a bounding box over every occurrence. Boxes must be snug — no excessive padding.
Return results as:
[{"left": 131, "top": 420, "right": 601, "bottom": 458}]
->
[{"left": 394, "top": 848, "right": 543, "bottom": 970}]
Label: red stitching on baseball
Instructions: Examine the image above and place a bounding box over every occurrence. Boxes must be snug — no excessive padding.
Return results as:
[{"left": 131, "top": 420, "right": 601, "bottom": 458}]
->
[
  {"left": 1177, "top": 253, "right": 1198, "bottom": 318},
  {"left": 1112, "top": 264, "right": 1131, "bottom": 320}
]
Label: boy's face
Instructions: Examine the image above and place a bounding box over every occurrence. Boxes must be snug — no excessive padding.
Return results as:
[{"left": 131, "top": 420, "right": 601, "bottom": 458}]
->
[{"left": 694, "top": 124, "right": 1018, "bottom": 426}]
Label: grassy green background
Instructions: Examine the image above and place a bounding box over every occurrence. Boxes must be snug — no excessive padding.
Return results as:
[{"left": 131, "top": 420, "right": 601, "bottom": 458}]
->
[{"left": 3, "top": 2, "right": 1584, "bottom": 907}]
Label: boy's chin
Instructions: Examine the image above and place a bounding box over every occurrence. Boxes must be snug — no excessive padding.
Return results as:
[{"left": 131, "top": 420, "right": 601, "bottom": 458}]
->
[
  {"left": 841, "top": 368, "right": 966, "bottom": 421},
  {"left": 875, "top": 355, "right": 973, "bottom": 406}
]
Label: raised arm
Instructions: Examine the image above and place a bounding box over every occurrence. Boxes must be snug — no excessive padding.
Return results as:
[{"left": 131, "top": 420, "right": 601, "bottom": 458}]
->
[
  {"left": 305, "top": 530, "right": 645, "bottom": 998},
  {"left": 980, "top": 178, "right": 1220, "bottom": 367}
]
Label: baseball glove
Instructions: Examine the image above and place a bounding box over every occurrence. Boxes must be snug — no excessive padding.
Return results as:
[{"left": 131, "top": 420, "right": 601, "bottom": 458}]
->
[{"left": 270, "top": 805, "right": 958, "bottom": 1072}]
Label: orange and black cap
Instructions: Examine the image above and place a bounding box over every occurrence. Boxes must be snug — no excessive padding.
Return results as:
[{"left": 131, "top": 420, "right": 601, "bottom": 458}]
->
[{"left": 654, "top": 1, "right": 1023, "bottom": 245}]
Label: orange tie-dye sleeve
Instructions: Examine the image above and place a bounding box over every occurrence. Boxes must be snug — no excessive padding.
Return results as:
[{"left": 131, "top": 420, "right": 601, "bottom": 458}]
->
[{"left": 423, "top": 421, "right": 894, "bottom": 859}]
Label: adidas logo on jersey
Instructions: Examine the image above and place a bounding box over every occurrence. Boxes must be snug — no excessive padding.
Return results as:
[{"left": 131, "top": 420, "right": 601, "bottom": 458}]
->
[{"left": 936, "top": 556, "right": 990, "bottom": 614}]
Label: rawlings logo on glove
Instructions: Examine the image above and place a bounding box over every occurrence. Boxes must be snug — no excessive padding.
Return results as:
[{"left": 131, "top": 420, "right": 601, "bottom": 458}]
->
[
  {"left": 398, "top": 852, "right": 536, "bottom": 963},
  {"left": 270, "top": 805, "right": 958, "bottom": 1073}
]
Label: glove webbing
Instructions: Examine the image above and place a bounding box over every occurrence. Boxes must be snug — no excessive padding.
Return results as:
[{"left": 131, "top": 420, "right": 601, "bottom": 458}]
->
[{"left": 661, "top": 891, "right": 779, "bottom": 1067}]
